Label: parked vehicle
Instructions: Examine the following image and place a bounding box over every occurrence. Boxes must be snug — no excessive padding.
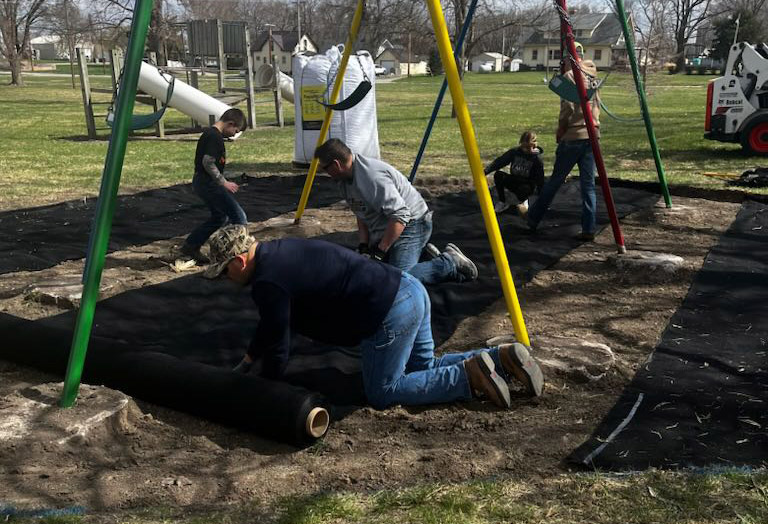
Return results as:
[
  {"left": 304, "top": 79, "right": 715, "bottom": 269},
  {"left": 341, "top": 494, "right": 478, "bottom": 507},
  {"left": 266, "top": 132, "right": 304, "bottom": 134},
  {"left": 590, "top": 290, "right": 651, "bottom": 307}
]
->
[{"left": 686, "top": 55, "right": 725, "bottom": 75}]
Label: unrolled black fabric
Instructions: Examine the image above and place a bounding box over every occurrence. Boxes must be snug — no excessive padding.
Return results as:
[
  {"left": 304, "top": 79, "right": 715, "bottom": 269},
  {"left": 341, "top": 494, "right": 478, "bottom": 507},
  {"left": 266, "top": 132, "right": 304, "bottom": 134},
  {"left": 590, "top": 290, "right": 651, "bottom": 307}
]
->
[
  {"left": 569, "top": 200, "right": 768, "bottom": 469},
  {"left": 0, "top": 175, "right": 341, "bottom": 275},
  {"left": 0, "top": 179, "right": 658, "bottom": 427}
]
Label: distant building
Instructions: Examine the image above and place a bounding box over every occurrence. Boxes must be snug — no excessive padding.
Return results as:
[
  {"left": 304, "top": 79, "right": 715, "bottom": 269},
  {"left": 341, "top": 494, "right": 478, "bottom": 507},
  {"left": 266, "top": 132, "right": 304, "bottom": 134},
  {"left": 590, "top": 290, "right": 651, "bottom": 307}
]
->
[
  {"left": 469, "top": 52, "right": 509, "bottom": 72},
  {"left": 30, "top": 35, "right": 102, "bottom": 61},
  {"left": 252, "top": 31, "right": 317, "bottom": 74},
  {"left": 521, "top": 11, "right": 634, "bottom": 70},
  {"left": 374, "top": 40, "right": 429, "bottom": 76}
]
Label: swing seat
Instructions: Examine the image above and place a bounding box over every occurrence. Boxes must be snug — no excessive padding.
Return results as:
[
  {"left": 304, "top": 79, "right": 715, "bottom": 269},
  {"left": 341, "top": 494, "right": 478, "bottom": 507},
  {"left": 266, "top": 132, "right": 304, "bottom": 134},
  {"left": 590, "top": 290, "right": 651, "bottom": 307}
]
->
[
  {"left": 318, "top": 80, "right": 371, "bottom": 111},
  {"left": 107, "top": 74, "right": 175, "bottom": 131},
  {"left": 548, "top": 74, "right": 598, "bottom": 104},
  {"left": 106, "top": 107, "right": 169, "bottom": 130}
]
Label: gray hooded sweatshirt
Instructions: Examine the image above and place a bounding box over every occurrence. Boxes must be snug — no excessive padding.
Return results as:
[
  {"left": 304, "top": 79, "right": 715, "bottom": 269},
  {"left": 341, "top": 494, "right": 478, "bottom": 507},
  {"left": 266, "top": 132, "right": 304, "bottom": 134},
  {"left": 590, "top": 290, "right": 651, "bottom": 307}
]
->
[{"left": 338, "top": 154, "right": 429, "bottom": 241}]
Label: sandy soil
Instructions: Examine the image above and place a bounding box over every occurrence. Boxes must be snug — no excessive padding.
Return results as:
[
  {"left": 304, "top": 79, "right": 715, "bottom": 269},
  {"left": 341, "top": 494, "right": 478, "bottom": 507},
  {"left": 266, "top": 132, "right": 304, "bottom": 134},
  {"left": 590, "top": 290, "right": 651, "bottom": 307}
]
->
[{"left": 0, "top": 179, "right": 741, "bottom": 514}]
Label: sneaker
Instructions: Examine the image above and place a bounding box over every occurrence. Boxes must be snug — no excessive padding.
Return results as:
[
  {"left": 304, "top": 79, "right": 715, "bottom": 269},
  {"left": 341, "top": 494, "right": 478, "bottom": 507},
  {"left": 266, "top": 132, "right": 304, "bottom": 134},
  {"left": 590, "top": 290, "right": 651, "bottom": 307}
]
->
[
  {"left": 494, "top": 200, "right": 512, "bottom": 213},
  {"left": 445, "top": 243, "right": 478, "bottom": 281},
  {"left": 423, "top": 243, "right": 441, "bottom": 260},
  {"left": 463, "top": 352, "right": 511, "bottom": 408},
  {"left": 498, "top": 343, "right": 544, "bottom": 397},
  {"left": 178, "top": 243, "right": 210, "bottom": 264},
  {"left": 576, "top": 232, "right": 595, "bottom": 241},
  {"left": 516, "top": 203, "right": 529, "bottom": 219}
]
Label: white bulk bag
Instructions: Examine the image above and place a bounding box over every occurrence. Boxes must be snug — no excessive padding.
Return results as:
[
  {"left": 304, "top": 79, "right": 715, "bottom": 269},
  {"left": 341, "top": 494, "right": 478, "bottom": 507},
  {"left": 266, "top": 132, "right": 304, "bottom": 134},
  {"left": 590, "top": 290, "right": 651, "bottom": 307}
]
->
[{"left": 292, "top": 46, "right": 380, "bottom": 166}]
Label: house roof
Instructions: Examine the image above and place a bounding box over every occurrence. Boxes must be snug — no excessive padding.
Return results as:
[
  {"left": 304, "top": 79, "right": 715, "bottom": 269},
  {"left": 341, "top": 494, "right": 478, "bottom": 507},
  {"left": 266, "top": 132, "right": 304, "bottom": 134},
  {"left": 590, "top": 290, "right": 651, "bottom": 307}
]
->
[
  {"left": 253, "top": 31, "right": 314, "bottom": 52},
  {"left": 524, "top": 12, "right": 625, "bottom": 47},
  {"left": 375, "top": 45, "right": 425, "bottom": 63},
  {"left": 473, "top": 52, "right": 509, "bottom": 60},
  {"left": 31, "top": 35, "right": 60, "bottom": 45}
]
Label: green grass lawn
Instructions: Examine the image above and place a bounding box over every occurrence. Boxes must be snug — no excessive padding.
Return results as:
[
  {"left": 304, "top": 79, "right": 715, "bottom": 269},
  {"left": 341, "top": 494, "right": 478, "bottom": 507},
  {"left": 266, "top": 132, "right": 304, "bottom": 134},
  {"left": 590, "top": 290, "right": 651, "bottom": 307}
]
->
[
  {"left": 1, "top": 70, "right": 767, "bottom": 524},
  {"left": 0, "top": 69, "right": 764, "bottom": 208}
]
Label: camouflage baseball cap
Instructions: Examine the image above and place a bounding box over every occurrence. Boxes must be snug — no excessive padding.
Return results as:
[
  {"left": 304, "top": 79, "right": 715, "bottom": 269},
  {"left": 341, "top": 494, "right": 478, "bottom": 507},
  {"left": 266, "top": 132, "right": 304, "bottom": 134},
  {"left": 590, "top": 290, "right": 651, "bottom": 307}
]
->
[{"left": 203, "top": 225, "right": 256, "bottom": 279}]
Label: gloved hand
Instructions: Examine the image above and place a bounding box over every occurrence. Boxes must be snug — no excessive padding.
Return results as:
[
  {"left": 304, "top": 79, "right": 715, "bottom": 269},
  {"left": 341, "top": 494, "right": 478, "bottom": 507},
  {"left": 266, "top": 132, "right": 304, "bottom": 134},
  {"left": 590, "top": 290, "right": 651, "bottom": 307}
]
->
[
  {"left": 357, "top": 243, "right": 370, "bottom": 256},
  {"left": 233, "top": 357, "right": 253, "bottom": 374},
  {"left": 371, "top": 246, "right": 387, "bottom": 261}
]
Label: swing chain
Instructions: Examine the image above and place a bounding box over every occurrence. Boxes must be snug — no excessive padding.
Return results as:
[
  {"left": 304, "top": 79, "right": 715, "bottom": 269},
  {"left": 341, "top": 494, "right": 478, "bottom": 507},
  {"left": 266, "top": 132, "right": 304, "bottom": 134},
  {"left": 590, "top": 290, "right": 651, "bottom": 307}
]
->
[{"left": 108, "top": 63, "right": 174, "bottom": 116}]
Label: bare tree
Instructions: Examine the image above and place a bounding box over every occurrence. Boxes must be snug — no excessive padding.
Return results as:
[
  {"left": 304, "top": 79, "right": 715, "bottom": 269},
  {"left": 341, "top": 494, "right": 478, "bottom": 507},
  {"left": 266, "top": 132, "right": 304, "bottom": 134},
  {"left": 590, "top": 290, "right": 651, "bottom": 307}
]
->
[
  {"left": 0, "top": 0, "right": 46, "bottom": 86},
  {"left": 669, "top": 0, "right": 714, "bottom": 71},
  {"left": 626, "top": 0, "right": 675, "bottom": 81}
]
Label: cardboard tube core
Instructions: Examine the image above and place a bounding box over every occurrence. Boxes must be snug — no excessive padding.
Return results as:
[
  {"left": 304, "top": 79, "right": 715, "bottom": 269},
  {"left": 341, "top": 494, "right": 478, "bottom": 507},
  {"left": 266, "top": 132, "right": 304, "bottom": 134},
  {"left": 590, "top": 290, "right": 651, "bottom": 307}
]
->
[{"left": 305, "top": 407, "right": 330, "bottom": 438}]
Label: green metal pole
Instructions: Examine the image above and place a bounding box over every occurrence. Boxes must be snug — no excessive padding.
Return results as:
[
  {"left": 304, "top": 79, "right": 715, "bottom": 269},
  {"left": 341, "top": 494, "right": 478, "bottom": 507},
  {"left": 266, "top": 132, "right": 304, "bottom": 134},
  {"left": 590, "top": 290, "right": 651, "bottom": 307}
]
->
[
  {"left": 615, "top": 0, "right": 672, "bottom": 208},
  {"left": 60, "top": 0, "right": 154, "bottom": 408}
]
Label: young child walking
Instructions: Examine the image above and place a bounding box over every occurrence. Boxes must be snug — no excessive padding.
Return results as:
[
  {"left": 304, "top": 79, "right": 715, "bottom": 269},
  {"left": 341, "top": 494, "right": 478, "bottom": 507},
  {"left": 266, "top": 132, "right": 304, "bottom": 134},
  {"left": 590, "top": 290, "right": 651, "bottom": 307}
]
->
[
  {"left": 179, "top": 108, "right": 248, "bottom": 263},
  {"left": 484, "top": 131, "right": 544, "bottom": 215}
]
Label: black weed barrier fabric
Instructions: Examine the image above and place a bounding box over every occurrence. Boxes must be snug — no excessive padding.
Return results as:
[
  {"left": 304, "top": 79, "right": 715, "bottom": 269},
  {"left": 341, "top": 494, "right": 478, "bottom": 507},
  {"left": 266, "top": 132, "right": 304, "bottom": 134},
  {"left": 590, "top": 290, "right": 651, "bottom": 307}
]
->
[
  {"left": 0, "top": 180, "right": 657, "bottom": 435},
  {"left": 0, "top": 175, "right": 341, "bottom": 275},
  {"left": 569, "top": 200, "right": 768, "bottom": 470}
]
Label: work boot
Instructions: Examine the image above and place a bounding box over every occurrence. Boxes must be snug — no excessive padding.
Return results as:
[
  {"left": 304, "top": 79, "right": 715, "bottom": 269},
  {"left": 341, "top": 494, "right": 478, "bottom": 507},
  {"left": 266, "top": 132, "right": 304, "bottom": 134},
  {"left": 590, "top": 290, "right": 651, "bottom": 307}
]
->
[
  {"left": 445, "top": 243, "right": 478, "bottom": 281},
  {"left": 498, "top": 343, "right": 545, "bottom": 397},
  {"left": 178, "top": 243, "right": 210, "bottom": 264},
  {"left": 423, "top": 243, "right": 441, "bottom": 260},
  {"left": 464, "top": 352, "right": 511, "bottom": 408}
]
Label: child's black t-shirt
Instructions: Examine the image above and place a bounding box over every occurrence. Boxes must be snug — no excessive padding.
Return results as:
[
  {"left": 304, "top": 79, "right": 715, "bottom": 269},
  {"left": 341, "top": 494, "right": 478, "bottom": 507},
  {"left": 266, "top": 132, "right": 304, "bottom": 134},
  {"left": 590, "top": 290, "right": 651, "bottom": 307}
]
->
[{"left": 194, "top": 127, "right": 226, "bottom": 176}]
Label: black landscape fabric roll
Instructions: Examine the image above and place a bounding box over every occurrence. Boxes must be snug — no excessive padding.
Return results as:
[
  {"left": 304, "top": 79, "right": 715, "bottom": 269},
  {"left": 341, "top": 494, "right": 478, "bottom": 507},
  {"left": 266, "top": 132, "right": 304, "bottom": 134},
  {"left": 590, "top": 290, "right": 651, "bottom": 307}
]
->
[{"left": 0, "top": 313, "right": 328, "bottom": 446}]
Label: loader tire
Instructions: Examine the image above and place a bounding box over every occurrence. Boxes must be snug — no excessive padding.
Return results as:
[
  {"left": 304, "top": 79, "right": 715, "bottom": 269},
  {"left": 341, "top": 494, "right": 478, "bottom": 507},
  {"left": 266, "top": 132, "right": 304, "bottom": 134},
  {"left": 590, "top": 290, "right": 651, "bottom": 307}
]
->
[{"left": 741, "top": 118, "right": 768, "bottom": 156}]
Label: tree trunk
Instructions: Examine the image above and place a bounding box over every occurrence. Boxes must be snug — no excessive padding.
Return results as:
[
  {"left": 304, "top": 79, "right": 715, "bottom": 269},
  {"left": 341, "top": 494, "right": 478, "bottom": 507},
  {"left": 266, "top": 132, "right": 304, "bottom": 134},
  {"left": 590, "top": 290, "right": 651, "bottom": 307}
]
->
[
  {"left": 148, "top": 3, "right": 167, "bottom": 66},
  {"left": 9, "top": 53, "right": 24, "bottom": 86}
]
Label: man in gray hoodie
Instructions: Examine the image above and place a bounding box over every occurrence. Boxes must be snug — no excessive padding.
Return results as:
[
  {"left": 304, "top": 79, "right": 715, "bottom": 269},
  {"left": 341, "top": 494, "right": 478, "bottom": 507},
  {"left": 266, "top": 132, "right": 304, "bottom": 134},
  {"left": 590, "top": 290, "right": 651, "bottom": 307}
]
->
[{"left": 315, "top": 138, "right": 478, "bottom": 285}]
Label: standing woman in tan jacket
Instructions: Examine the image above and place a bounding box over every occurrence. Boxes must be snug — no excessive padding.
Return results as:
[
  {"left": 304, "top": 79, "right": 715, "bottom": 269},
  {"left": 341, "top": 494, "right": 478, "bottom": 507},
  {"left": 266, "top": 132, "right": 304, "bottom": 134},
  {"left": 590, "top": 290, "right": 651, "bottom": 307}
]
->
[{"left": 526, "top": 59, "right": 600, "bottom": 241}]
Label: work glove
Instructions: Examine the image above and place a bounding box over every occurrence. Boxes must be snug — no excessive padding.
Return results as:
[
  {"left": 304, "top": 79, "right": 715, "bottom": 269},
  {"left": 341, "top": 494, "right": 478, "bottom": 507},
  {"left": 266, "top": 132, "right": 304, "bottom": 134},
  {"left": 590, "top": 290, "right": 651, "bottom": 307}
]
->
[
  {"left": 357, "top": 243, "right": 370, "bottom": 256},
  {"left": 233, "top": 357, "right": 253, "bottom": 374},
  {"left": 371, "top": 246, "right": 387, "bottom": 262}
]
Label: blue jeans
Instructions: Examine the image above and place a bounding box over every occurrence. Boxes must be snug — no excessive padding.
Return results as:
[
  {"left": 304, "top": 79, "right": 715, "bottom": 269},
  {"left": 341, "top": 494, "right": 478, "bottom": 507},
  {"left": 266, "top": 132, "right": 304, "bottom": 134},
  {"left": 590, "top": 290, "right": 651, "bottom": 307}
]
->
[
  {"left": 186, "top": 172, "right": 248, "bottom": 248},
  {"left": 527, "top": 139, "right": 597, "bottom": 235},
  {"left": 384, "top": 214, "right": 460, "bottom": 285},
  {"left": 360, "top": 272, "right": 508, "bottom": 409}
]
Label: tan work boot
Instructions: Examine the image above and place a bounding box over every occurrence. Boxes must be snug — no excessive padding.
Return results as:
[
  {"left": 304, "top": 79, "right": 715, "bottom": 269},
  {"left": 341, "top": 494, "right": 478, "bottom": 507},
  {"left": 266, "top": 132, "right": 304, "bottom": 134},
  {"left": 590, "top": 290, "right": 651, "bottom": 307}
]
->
[
  {"left": 498, "top": 343, "right": 545, "bottom": 397},
  {"left": 463, "top": 352, "right": 511, "bottom": 408}
]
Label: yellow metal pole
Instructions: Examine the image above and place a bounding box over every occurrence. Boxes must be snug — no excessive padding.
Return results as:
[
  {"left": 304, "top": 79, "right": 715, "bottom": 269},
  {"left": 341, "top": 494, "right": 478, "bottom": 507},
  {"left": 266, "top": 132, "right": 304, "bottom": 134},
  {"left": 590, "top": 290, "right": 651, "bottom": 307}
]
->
[
  {"left": 294, "top": 0, "right": 365, "bottom": 224},
  {"left": 425, "top": 0, "right": 530, "bottom": 346}
]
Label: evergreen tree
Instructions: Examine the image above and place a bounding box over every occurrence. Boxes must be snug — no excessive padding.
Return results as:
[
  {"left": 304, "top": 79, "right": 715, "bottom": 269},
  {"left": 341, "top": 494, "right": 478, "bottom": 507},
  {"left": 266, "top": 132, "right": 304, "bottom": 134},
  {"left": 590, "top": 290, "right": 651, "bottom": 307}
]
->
[{"left": 711, "top": 9, "right": 764, "bottom": 61}]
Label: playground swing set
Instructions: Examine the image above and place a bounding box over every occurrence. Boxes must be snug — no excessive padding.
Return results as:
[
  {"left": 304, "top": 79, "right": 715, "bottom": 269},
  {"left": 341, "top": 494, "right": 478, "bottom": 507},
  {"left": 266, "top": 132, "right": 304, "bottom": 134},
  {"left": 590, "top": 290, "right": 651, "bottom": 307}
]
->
[{"left": 60, "top": 0, "right": 672, "bottom": 412}]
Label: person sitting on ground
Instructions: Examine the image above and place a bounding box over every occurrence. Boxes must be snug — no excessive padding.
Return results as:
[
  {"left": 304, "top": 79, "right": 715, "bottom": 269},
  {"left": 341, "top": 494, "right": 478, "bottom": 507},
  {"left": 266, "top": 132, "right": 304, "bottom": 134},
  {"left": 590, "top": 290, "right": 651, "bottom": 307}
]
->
[
  {"left": 314, "top": 138, "right": 478, "bottom": 285},
  {"left": 205, "top": 225, "right": 545, "bottom": 410},
  {"left": 484, "top": 130, "right": 544, "bottom": 215},
  {"left": 526, "top": 59, "right": 601, "bottom": 241},
  {"left": 178, "top": 108, "right": 248, "bottom": 263}
]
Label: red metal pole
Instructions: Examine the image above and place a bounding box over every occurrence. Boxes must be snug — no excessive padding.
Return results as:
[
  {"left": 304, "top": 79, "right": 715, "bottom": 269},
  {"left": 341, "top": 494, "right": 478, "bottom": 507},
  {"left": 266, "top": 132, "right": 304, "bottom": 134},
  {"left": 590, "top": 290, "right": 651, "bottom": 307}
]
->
[{"left": 556, "top": 0, "right": 626, "bottom": 253}]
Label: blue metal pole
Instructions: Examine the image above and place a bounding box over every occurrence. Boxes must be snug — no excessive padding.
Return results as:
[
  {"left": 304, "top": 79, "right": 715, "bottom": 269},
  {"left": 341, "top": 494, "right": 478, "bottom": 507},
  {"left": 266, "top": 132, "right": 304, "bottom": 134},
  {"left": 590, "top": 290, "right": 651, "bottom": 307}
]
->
[{"left": 409, "top": 0, "right": 480, "bottom": 182}]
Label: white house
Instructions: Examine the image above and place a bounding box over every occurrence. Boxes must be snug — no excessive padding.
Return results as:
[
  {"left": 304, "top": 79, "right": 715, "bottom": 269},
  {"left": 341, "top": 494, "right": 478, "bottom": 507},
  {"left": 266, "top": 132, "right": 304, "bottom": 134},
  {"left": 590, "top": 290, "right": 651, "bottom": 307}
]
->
[
  {"left": 469, "top": 52, "right": 509, "bottom": 72},
  {"left": 30, "top": 35, "right": 100, "bottom": 61},
  {"left": 521, "top": 11, "right": 634, "bottom": 70},
  {"left": 252, "top": 31, "right": 317, "bottom": 74},
  {"left": 374, "top": 40, "right": 429, "bottom": 76}
]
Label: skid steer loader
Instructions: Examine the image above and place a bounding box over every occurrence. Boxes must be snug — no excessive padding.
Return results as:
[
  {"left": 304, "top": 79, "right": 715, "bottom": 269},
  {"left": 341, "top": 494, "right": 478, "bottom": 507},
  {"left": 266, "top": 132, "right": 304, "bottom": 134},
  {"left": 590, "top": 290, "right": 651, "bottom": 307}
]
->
[{"left": 705, "top": 42, "right": 768, "bottom": 155}]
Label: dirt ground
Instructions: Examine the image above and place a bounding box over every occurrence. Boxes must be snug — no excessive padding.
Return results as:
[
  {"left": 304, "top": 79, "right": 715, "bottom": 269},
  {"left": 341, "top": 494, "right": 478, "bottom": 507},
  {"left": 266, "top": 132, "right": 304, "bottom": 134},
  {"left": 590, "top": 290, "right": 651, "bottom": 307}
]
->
[{"left": 0, "top": 178, "right": 742, "bottom": 515}]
